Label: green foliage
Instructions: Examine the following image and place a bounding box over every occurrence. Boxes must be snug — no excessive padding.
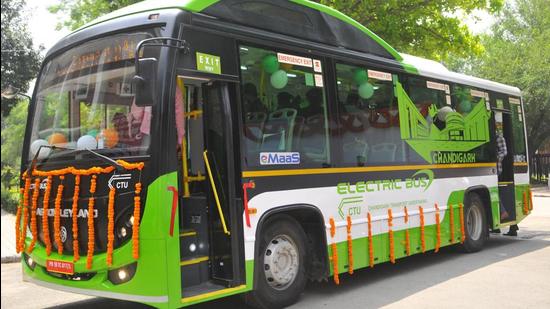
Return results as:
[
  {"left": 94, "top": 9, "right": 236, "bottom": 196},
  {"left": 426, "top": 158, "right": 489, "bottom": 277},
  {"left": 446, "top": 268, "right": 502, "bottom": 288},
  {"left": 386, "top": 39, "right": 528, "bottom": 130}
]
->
[
  {"left": 1, "top": 0, "right": 43, "bottom": 115},
  {"left": 316, "top": 0, "right": 503, "bottom": 61},
  {"left": 48, "top": 0, "right": 142, "bottom": 30},
  {"left": 467, "top": 0, "right": 550, "bottom": 155}
]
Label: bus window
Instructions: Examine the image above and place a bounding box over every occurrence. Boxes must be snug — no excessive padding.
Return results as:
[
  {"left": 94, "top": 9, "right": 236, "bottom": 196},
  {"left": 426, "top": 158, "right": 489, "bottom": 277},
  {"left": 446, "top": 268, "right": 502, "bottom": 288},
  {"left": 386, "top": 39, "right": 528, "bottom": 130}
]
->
[
  {"left": 335, "top": 63, "right": 404, "bottom": 166},
  {"left": 510, "top": 97, "right": 527, "bottom": 163},
  {"left": 451, "top": 84, "right": 488, "bottom": 117},
  {"left": 239, "top": 45, "right": 330, "bottom": 168}
]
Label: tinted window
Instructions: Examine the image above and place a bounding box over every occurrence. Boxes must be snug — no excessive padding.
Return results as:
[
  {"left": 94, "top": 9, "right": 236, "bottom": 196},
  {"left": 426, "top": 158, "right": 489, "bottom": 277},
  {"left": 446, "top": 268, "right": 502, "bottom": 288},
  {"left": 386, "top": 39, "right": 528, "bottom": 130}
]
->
[
  {"left": 510, "top": 97, "right": 527, "bottom": 162},
  {"left": 239, "top": 45, "right": 330, "bottom": 168}
]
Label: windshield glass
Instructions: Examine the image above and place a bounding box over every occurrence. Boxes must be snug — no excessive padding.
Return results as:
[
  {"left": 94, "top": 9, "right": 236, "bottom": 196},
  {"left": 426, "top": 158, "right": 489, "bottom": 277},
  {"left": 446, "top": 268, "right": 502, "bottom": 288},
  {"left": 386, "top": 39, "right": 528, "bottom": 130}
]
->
[{"left": 29, "top": 29, "right": 160, "bottom": 160}]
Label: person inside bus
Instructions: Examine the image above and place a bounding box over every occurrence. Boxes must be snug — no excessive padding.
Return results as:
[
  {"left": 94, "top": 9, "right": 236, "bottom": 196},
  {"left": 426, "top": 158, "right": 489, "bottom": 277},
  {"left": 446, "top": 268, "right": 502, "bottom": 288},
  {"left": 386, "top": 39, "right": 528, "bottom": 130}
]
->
[
  {"left": 242, "top": 83, "right": 267, "bottom": 114},
  {"left": 495, "top": 123, "right": 519, "bottom": 236}
]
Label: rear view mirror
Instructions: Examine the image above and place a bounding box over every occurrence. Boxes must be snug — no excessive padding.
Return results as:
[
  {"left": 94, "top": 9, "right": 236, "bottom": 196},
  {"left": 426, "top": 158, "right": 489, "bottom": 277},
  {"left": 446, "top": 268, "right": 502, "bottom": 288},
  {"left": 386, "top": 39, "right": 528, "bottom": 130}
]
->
[{"left": 133, "top": 58, "right": 158, "bottom": 106}]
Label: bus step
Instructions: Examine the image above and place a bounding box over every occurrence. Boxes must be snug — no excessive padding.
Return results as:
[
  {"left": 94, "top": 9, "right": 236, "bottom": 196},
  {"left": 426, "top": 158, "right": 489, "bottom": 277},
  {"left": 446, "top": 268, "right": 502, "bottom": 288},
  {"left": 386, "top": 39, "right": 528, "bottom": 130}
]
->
[
  {"left": 181, "top": 281, "right": 227, "bottom": 299},
  {"left": 180, "top": 256, "right": 209, "bottom": 288}
]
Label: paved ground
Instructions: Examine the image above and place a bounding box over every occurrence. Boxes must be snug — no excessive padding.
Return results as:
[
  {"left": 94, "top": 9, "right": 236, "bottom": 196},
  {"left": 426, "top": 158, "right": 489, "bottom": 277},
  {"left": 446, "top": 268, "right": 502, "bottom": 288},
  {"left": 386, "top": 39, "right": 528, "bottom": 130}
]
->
[
  {"left": 1, "top": 188, "right": 549, "bottom": 309},
  {"left": 1, "top": 209, "right": 19, "bottom": 263}
]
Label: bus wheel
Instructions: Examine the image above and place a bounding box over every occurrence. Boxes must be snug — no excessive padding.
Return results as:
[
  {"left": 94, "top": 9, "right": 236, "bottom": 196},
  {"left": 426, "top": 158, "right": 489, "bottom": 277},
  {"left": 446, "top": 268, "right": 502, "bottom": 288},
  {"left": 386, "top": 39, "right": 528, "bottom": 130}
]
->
[
  {"left": 247, "top": 216, "right": 307, "bottom": 309},
  {"left": 461, "top": 192, "right": 488, "bottom": 252}
]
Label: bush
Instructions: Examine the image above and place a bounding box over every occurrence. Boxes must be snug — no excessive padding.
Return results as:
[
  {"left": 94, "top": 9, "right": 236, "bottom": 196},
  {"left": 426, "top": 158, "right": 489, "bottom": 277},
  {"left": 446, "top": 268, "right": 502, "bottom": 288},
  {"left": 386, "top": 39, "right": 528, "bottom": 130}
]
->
[{"left": 1, "top": 183, "right": 20, "bottom": 214}]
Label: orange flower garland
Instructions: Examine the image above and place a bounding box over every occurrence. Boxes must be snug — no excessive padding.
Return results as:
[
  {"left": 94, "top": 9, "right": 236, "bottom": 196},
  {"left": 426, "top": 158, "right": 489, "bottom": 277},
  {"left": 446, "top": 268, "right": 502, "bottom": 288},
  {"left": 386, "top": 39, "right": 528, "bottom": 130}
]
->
[
  {"left": 346, "top": 215, "right": 353, "bottom": 275},
  {"left": 27, "top": 178, "right": 41, "bottom": 253},
  {"left": 107, "top": 186, "right": 116, "bottom": 266},
  {"left": 388, "top": 208, "right": 395, "bottom": 263},
  {"left": 449, "top": 204, "right": 455, "bottom": 243},
  {"left": 72, "top": 175, "right": 81, "bottom": 261},
  {"left": 434, "top": 204, "right": 440, "bottom": 253},
  {"left": 522, "top": 191, "right": 528, "bottom": 215},
  {"left": 404, "top": 206, "right": 410, "bottom": 256},
  {"left": 419, "top": 206, "right": 425, "bottom": 253},
  {"left": 86, "top": 175, "right": 97, "bottom": 269},
  {"left": 15, "top": 187, "right": 24, "bottom": 253},
  {"left": 329, "top": 217, "right": 339, "bottom": 285},
  {"left": 459, "top": 203, "right": 465, "bottom": 243},
  {"left": 42, "top": 176, "right": 53, "bottom": 255},
  {"left": 54, "top": 176, "right": 65, "bottom": 255},
  {"left": 18, "top": 176, "right": 32, "bottom": 253},
  {"left": 132, "top": 182, "right": 142, "bottom": 259},
  {"left": 367, "top": 212, "right": 374, "bottom": 267}
]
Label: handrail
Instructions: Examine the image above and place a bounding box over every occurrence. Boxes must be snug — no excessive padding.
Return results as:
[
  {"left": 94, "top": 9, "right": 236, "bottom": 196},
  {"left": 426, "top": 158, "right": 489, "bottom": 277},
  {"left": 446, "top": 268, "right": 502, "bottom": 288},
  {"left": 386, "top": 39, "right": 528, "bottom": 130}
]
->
[{"left": 203, "top": 150, "right": 230, "bottom": 235}]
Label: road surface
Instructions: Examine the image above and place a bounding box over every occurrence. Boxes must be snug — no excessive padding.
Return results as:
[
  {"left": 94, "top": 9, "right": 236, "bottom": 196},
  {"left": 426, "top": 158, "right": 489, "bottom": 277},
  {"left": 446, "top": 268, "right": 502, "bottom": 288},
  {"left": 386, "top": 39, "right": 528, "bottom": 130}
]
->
[{"left": 2, "top": 192, "right": 549, "bottom": 309}]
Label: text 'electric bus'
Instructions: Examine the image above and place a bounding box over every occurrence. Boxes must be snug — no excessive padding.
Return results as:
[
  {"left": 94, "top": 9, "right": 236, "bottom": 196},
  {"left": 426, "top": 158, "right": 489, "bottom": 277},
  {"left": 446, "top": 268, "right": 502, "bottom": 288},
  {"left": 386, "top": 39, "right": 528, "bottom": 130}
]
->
[{"left": 15, "top": 0, "right": 532, "bottom": 308}]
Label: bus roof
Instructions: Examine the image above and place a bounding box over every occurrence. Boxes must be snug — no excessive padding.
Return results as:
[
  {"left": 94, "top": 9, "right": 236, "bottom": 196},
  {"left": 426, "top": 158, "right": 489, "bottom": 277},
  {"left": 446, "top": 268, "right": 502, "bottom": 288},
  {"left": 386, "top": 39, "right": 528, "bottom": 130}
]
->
[{"left": 400, "top": 53, "right": 522, "bottom": 97}]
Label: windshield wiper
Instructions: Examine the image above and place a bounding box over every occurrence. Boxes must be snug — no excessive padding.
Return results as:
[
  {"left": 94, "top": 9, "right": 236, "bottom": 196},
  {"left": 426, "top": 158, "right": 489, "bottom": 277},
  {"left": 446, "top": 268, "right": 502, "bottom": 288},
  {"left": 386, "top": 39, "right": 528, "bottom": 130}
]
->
[{"left": 27, "top": 145, "right": 124, "bottom": 174}]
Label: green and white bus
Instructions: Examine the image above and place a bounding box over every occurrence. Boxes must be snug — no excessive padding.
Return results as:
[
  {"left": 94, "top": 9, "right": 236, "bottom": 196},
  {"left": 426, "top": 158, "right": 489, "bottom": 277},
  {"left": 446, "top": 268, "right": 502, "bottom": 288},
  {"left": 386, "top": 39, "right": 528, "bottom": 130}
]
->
[{"left": 16, "top": 0, "right": 532, "bottom": 308}]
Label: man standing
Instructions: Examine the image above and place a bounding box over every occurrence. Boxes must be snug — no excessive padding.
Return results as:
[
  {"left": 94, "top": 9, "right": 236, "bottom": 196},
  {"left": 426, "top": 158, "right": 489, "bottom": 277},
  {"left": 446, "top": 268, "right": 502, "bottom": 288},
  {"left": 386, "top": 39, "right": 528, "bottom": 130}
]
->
[{"left": 496, "top": 125, "right": 519, "bottom": 236}]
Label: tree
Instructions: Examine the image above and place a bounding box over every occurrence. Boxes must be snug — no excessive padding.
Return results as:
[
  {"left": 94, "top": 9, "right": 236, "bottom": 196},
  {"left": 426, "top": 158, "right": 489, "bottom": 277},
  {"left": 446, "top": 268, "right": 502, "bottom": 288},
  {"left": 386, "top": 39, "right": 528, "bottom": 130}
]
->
[
  {"left": 316, "top": 0, "right": 503, "bottom": 61},
  {"left": 468, "top": 0, "right": 550, "bottom": 157},
  {"left": 48, "top": 0, "right": 141, "bottom": 31},
  {"left": 1, "top": 0, "right": 43, "bottom": 115}
]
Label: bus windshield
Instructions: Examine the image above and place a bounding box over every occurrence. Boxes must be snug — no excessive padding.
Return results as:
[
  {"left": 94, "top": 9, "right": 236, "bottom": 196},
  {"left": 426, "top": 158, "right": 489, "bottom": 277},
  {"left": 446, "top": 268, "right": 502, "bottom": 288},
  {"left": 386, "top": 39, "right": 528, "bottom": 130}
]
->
[{"left": 28, "top": 29, "right": 159, "bottom": 160}]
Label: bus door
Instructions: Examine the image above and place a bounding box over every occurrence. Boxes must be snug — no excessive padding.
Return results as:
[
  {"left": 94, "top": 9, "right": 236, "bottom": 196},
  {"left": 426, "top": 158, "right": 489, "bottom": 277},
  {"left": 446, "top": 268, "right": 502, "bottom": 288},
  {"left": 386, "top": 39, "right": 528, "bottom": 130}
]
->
[
  {"left": 176, "top": 75, "right": 244, "bottom": 299},
  {"left": 493, "top": 98, "right": 516, "bottom": 223}
]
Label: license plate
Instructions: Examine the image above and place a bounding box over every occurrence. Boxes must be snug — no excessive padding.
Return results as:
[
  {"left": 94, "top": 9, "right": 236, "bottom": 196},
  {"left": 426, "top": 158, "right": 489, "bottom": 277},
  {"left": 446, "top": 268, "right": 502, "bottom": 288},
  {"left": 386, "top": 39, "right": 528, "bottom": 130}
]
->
[{"left": 46, "top": 259, "right": 74, "bottom": 275}]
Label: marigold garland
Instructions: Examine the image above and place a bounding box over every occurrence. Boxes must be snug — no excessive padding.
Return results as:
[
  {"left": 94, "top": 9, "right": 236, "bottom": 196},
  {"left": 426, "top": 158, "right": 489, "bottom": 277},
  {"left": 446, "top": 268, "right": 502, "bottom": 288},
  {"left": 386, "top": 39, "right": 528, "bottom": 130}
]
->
[
  {"left": 15, "top": 187, "right": 24, "bottom": 253},
  {"left": 367, "top": 212, "right": 374, "bottom": 267},
  {"left": 449, "top": 204, "right": 455, "bottom": 243},
  {"left": 42, "top": 176, "right": 53, "bottom": 255},
  {"left": 18, "top": 176, "right": 32, "bottom": 253},
  {"left": 404, "top": 206, "right": 410, "bottom": 256},
  {"left": 346, "top": 215, "right": 353, "bottom": 274},
  {"left": 434, "top": 204, "right": 440, "bottom": 253},
  {"left": 419, "top": 206, "right": 425, "bottom": 253},
  {"left": 54, "top": 176, "right": 65, "bottom": 255},
  {"left": 27, "top": 178, "right": 41, "bottom": 253},
  {"left": 86, "top": 175, "right": 97, "bottom": 269},
  {"left": 329, "top": 217, "right": 339, "bottom": 285},
  {"left": 132, "top": 182, "right": 142, "bottom": 260},
  {"left": 522, "top": 191, "right": 528, "bottom": 215},
  {"left": 72, "top": 175, "right": 81, "bottom": 261},
  {"left": 459, "top": 203, "right": 465, "bottom": 243},
  {"left": 107, "top": 186, "right": 116, "bottom": 266},
  {"left": 388, "top": 209, "right": 395, "bottom": 263}
]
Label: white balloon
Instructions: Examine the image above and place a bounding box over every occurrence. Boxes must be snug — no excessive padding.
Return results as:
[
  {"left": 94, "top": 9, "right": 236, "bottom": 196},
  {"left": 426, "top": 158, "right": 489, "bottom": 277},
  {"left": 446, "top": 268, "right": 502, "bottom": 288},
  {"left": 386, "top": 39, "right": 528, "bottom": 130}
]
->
[
  {"left": 77, "top": 135, "right": 98, "bottom": 150},
  {"left": 30, "top": 139, "right": 51, "bottom": 159}
]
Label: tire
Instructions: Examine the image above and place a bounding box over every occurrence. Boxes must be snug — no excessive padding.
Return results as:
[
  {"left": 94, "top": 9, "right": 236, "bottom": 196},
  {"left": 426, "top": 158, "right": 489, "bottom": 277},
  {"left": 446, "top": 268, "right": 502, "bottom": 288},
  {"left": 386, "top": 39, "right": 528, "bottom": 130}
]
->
[
  {"left": 246, "top": 215, "right": 307, "bottom": 309},
  {"left": 461, "top": 192, "right": 488, "bottom": 253}
]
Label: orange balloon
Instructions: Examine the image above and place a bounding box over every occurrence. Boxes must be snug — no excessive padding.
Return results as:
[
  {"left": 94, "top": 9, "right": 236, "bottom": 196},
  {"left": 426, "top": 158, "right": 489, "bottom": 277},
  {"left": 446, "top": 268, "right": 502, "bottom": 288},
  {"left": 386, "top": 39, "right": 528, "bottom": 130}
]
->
[
  {"left": 101, "top": 128, "right": 119, "bottom": 148},
  {"left": 48, "top": 133, "right": 67, "bottom": 146}
]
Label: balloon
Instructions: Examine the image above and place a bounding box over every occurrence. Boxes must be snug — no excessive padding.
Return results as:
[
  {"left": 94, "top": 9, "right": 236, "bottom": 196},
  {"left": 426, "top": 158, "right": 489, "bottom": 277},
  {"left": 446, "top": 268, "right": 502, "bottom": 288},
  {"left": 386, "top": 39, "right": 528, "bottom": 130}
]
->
[
  {"left": 30, "top": 139, "right": 51, "bottom": 159},
  {"left": 48, "top": 133, "right": 67, "bottom": 146},
  {"left": 262, "top": 55, "right": 279, "bottom": 74},
  {"left": 270, "top": 70, "right": 288, "bottom": 89},
  {"left": 459, "top": 100, "right": 472, "bottom": 113},
  {"left": 86, "top": 129, "right": 99, "bottom": 137},
  {"left": 358, "top": 82, "right": 374, "bottom": 99},
  {"left": 353, "top": 69, "right": 368, "bottom": 85},
  {"left": 281, "top": 63, "right": 293, "bottom": 71},
  {"left": 77, "top": 135, "right": 98, "bottom": 150},
  {"left": 99, "top": 128, "right": 119, "bottom": 148},
  {"left": 437, "top": 106, "right": 454, "bottom": 122}
]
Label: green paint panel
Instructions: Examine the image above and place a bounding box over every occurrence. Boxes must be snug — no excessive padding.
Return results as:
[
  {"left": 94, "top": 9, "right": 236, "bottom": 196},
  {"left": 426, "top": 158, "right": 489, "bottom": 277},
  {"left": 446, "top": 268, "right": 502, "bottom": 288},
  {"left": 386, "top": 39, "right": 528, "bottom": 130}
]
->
[{"left": 196, "top": 52, "right": 221, "bottom": 74}]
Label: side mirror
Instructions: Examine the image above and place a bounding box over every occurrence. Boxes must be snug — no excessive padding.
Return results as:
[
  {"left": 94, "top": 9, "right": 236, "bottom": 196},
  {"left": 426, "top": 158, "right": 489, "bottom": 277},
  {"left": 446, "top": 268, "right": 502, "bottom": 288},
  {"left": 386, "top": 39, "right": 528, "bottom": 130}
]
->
[{"left": 133, "top": 58, "right": 158, "bottom": 107}]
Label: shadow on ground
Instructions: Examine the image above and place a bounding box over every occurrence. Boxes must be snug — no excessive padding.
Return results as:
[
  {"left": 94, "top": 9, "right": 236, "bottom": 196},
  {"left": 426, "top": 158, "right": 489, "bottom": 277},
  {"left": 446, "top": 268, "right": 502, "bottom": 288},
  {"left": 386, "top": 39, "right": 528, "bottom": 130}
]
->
[{"left": 45, "top": 233, "right": 550, "bottom": 309}]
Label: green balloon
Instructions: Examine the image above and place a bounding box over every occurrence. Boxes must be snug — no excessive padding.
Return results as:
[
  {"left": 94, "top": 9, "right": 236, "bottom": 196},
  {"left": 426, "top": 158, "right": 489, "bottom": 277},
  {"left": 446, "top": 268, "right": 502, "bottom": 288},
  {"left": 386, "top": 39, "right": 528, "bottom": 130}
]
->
[
  {"left": 262, "top": 55, "right": 279, "bottom": 74},
  {"left": 353, "top": 69, "right": 368, "bottom": 85},
  {"left": 270, "top": 70, "right": 288, "bottom": 89},
  {"left": 459, "top": 100, "right": 472, "bottom": 113},
  {"left": 87, "top": 129, "right": 99, "bottom": 137},
  {"left": 358, "top": 82, "right": 374, "bottom": 99}
]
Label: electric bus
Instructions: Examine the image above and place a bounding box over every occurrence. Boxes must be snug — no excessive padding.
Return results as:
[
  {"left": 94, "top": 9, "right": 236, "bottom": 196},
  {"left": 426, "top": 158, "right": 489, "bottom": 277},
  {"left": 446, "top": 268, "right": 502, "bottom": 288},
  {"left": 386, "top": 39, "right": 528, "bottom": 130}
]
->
[{"left": 16, "top": 1, "right": 532, "bottom": 308}]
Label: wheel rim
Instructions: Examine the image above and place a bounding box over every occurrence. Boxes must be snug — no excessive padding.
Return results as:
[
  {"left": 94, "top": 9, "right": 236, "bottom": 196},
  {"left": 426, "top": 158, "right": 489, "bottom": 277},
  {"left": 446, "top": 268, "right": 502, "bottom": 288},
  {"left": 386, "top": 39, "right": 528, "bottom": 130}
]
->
[
  {"left": 467, "top": 204, "right": 483, "bottom": 241},
  {"left": 263, "top": 234, "right": 299, "bottom": 290}
]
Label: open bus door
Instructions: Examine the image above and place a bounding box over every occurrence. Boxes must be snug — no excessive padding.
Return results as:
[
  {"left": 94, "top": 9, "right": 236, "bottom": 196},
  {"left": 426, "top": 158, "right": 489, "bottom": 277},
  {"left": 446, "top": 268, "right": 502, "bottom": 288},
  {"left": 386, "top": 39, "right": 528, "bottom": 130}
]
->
[
  {"left": 493, "top": 97, "right": 516, "bottom": 223},
  {"left": 176, "top": 75, "right": 245, "bottom": 301}
]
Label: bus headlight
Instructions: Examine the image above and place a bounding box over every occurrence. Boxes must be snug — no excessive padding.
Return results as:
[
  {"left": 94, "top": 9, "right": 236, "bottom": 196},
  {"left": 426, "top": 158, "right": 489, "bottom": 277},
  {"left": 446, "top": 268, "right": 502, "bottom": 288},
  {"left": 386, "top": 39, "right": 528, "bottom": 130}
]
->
[
  {"left": 23, "top": 253, "right": 36, "bottom": 270},
  {"left": 108, "top": 262, "right": 137, "bottom": 285},
  {"left": 116, "top": 209, "right": 134, "bottom": 242}
]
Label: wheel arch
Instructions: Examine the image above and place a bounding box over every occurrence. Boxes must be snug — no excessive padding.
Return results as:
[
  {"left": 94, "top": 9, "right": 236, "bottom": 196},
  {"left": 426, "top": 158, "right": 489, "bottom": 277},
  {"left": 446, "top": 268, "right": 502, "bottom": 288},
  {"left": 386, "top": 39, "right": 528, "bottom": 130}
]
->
[
  {"left": 254, "top": 204, "right": 329, "bottom": 287},
  {"left": 464, "top": 185, "right": 494, "bottom": 229}
]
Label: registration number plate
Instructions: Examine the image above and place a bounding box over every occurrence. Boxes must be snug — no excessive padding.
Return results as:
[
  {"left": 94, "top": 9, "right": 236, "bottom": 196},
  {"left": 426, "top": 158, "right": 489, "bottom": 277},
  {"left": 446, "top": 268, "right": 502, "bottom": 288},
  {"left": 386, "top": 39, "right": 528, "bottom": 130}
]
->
[{"left": 46, "top": 259, "right": 74, "bottom": 275}]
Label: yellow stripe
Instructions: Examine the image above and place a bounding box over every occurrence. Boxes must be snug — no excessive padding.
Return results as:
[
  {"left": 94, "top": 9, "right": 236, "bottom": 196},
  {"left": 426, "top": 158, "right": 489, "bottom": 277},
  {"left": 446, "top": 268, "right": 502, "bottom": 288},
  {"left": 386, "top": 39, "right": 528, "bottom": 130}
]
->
[
  {"left": 180, "top": 256, "right": 208, "bottom": 266},
  {"left": 180, "top": 231, "right": 197, "bottom": 237},
  {"left": 203, "top": 150, "right": 230, "bottom": 235},
  {"left": 498, "top": 181, "right": 514, "bottom": 185},
  {"left": 513, "top": 162, "right": 528, "bottom": 166},
  {"left": 242, "top": 163, "right": 497, "bottom": 178},
  {"left": 181, "top": 285, "right": 247, "bottom": 303}
]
